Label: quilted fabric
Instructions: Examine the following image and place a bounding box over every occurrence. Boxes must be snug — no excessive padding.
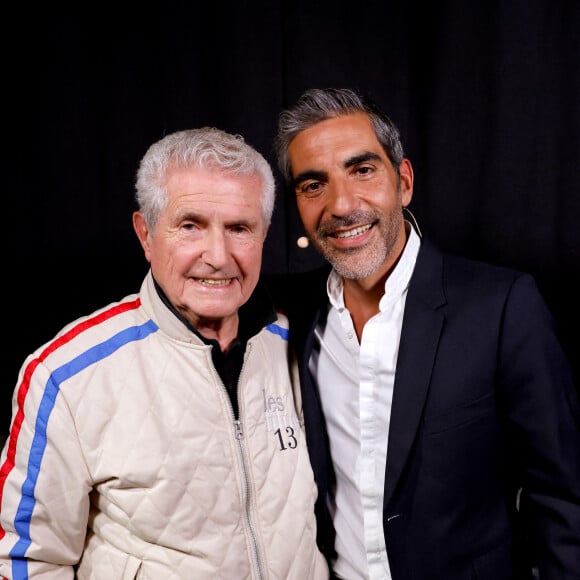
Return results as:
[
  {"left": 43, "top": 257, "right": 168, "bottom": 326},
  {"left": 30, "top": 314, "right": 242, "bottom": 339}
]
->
[{"left": 0, "top": 271, "right": 328, "bottom": 579}]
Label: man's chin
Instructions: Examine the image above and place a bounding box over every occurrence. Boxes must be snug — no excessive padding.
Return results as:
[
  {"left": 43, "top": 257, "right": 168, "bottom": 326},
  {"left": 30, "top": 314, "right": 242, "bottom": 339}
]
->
[{"left": 322, "top": 249, "right": 383, "bottom": 280}]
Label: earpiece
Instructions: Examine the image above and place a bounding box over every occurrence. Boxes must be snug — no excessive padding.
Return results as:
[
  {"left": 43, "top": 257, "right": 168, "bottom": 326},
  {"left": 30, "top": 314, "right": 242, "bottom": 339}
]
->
[{"left": 403, "top": 207, "right": 422, "bottom": 238}]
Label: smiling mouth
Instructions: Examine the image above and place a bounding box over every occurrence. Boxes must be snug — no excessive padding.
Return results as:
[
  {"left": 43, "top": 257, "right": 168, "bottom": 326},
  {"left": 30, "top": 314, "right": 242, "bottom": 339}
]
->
[
  {"left": 330, "top": 223, "right": 373, "bottom": 239},
  {"left": 196, "top": 278, "right": 233, "bottom": 286}
]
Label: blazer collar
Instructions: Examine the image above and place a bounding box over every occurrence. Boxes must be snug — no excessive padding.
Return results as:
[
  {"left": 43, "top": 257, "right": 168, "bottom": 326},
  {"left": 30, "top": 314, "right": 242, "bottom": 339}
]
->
[{"left": 384, "top": 238, "right": 447, "bottom": 507}]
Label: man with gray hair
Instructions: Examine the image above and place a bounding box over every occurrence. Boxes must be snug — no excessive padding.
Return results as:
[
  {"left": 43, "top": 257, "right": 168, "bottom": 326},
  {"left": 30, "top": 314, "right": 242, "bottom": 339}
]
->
[
  {"left": 0, "top": 127, "right": 329, "bottom": 579},
  {"left": 267, "top": 88, "right": 580, "bottom": 580}
]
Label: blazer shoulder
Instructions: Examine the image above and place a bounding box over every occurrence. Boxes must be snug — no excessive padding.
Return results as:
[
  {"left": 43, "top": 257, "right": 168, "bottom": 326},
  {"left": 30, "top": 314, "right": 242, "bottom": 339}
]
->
[
  {"left": 412, "top": 238, "right": 540, "bottom": 310},
  {"left": 420, "top": 237, "right": 531, "bottom": 285}
]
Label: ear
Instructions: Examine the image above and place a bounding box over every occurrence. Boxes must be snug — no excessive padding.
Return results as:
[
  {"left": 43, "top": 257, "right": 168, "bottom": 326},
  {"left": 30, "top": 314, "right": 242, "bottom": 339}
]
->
[
  {"left": 132, "top": 211, "right": 153, "bottom": 263},
  {"left": 399, "top": 158, "right": 414, "bottom": 208}
]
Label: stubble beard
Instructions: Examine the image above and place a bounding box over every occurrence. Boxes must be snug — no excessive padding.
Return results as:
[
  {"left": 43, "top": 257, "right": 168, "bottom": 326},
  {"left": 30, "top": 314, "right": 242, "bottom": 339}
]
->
[{"left": 310, "top": 206, "right": 404, "bottom": 280}]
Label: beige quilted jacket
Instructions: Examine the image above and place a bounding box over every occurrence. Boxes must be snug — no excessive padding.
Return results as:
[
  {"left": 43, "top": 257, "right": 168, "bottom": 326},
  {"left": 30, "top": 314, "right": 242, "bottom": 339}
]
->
[{"left": 0, "top": 271, "right": 328, "bottom": 579}]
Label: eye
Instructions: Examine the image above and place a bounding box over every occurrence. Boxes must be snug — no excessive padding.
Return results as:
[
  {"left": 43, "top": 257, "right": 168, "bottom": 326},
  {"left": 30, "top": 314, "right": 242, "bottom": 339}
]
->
[
  {"left": 353, "top": 164, "right": 375, "bottom": 177},
  {"left": 228, "top": 223, "right": 254, "bottom": 237},
  {"left": 296, "top": 180, "right": 324, "bottom": 198}
]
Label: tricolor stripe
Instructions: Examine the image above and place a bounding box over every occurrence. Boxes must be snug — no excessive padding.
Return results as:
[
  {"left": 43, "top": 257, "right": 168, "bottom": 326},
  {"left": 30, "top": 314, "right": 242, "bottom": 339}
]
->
[{"left": 0, "top": 298, "right": 156, "bottom": 575}]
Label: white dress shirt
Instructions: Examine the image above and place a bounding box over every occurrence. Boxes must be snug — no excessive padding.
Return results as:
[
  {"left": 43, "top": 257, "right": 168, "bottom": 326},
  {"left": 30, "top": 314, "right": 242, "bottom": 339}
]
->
[{"left": 310, "top": 225, "right": 420, "bottom": 579}]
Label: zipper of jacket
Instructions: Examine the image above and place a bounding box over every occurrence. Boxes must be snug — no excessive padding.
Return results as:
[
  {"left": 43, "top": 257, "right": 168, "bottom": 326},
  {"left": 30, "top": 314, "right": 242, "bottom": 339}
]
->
[{"left": 228, "top": 341, "right": 266, "bottom": 580}]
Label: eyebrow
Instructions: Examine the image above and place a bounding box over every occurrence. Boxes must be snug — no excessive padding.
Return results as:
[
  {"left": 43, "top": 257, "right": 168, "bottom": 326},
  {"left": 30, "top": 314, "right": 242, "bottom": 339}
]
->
[
  {"left": 292, "top": 150, "right": 382, "bottom": 187},
  {"left": 292, "top": 169, "right": 327, "bottom": 188},
  {"left": 344, "top": 151, "right": 382, "bottom": 168},
  {"left": 176, "top": 210, "right": 257, "bottom": 228}
]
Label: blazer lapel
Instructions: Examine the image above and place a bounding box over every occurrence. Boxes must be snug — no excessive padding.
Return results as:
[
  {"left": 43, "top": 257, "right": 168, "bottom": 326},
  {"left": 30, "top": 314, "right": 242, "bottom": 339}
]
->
[{"left": 384, "top": 240, "right": 446, "bottom": 507}]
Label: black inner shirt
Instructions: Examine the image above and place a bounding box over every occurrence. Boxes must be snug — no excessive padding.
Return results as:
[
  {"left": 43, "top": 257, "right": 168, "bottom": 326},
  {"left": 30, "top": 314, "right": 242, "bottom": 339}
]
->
[{"left": 153, "top": 277, "right": 277, "bottom": 419}]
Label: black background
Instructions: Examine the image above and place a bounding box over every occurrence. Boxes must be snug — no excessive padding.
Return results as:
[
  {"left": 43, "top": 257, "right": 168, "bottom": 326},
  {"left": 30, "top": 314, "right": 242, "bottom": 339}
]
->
[{"left": 4, "top": 0, "right": 579, "bottom": 435}]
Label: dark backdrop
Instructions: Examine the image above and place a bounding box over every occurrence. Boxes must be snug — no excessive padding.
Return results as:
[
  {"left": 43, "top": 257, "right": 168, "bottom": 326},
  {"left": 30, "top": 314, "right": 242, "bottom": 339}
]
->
[{"left": 4, "top": 0, "right": 579, "bottom": 435}]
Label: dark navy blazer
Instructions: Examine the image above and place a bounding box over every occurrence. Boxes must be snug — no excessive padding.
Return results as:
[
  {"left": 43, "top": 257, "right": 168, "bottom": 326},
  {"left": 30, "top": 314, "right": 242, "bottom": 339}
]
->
[{"left": 265, "top": 238, "right": 580, "bottom": 580}]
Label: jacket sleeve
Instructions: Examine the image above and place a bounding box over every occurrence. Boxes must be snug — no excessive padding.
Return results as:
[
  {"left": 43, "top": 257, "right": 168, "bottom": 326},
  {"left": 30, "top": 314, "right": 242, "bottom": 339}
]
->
[
  {"left": 0, "top": 356, "right": 91, "bottom": 579},
  {"left": 498, "top": 273, "right": 580, "bottom": 580}
]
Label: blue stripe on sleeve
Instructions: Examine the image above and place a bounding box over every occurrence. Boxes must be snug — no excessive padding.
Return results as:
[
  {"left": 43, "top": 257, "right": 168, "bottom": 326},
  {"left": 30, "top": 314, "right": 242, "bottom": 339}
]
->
[{"left": 9, "top": 320, "right": 158, "bottom": 574}]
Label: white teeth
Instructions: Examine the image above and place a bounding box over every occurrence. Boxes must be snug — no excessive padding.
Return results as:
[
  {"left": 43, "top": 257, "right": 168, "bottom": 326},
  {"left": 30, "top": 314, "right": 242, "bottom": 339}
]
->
[
  {"left": 334, "top": 224, "right": 372, "bottom": 239},
  {"left": 198, "top": 278, "right": 232, "bottom": 286}
]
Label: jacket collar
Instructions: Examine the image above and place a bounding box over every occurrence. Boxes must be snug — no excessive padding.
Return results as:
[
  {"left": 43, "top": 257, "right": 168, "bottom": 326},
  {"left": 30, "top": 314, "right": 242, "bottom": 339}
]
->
[
  {"left": 139, "top": 270, "right": 277, "bottom": 345},
  {"left": 383, "top": 238, "right": 446, "bottom": 507}
]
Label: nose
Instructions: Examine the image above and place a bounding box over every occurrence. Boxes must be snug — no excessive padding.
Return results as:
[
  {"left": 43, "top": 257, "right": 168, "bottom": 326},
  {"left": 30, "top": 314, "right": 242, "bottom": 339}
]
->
[
  {"left": 202, "top": 229, "right": 229, "bottom": 269},
  {"left": 326, "top": 179, "right": 359, "bottom": 217}
]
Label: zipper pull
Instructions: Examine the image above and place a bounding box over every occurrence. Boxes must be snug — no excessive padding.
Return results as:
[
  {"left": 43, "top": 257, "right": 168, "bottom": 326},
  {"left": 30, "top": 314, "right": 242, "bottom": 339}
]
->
[{"left": 234, "top": 420, "right": 244, "bottom": 440}]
